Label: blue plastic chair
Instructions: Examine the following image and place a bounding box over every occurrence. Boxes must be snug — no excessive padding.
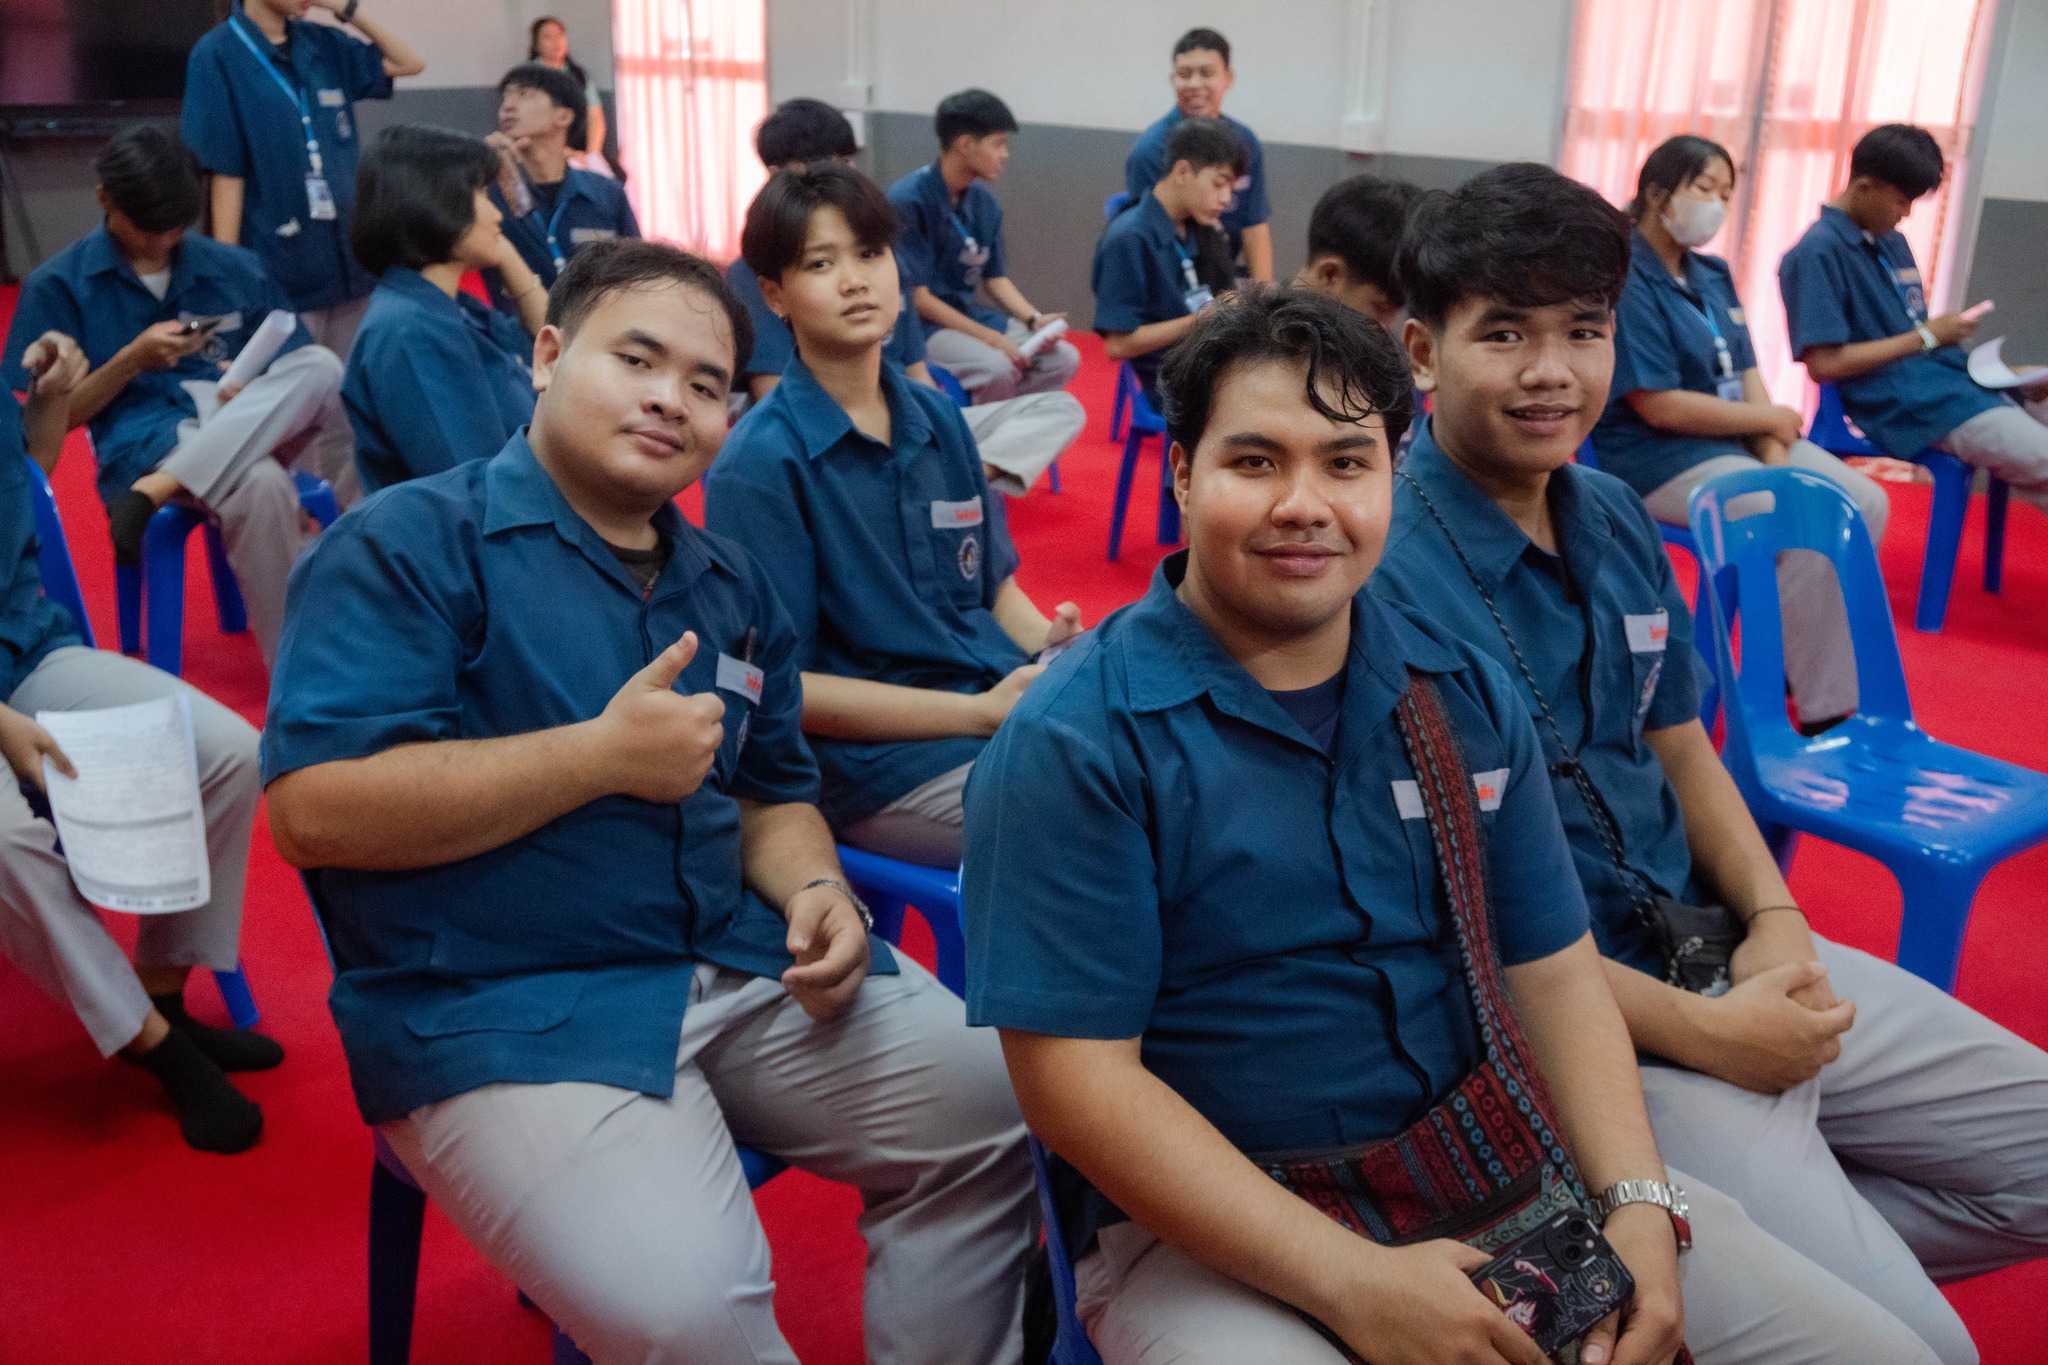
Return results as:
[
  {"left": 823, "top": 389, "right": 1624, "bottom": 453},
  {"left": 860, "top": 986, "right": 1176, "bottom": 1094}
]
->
[
  {"left": 1688, "top": 466, "right": 2048, "bottom": 991},
  {"left": 1106, "top": 381, "right": 1178, "bottom": 561},
  {"left": 1808, "top": 382, "right": 2006, "bottom": 634},
  {"left": 1101, "top": 192, "right": 1138, "bottom": 444},
  {"left": 116, "top": 470, "right": 341, "bottom": 677},
  {"left": 19, "top": 454, "right": 261, "bottom": 1028},
  {"left": 930, "top": 364, "right": 1061, "bottom": 495}
]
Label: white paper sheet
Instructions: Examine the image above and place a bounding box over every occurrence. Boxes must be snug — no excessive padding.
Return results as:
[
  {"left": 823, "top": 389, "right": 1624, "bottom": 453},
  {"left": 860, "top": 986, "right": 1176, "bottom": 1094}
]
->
[
  {"left": 220, "top": 309, "right": 298, "bottom": 392},
  {"left": 37, "top": 696, "right": 210, "bottom": 913},
  {"left": 1017, "top": 317, "right": 1070, "bottom": 360},
  {"left": 1966, "top": 336, "right": 2048, "bottom": 391}
]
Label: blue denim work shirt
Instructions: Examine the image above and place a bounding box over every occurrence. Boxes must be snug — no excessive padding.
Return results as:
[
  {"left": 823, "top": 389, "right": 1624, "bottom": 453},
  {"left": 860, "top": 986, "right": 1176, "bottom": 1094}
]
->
[
  {"left": 1091, "top": 189, "right": 1198, "bottom": 407},
  {"left": 482, "top": 170, "right": 640, "bottom": 319},
  {"left": 1123, "top": 108, "right": 1270, "bottom": 255},
  {"left": 888, "top": 163, "right": 1011, "bottom": 334},
  {"left": 0, "top": 394, "right": 85, "bottom": 697}
]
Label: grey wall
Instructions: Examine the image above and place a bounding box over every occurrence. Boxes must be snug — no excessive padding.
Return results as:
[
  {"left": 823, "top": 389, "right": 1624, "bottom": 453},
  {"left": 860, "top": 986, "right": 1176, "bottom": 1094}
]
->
[
  {"left": 1964, "top": 199, "right": 2048, "bottom": 365},
  {"left": 861, "top": 110, "right": 1492, "bottom": 330}
]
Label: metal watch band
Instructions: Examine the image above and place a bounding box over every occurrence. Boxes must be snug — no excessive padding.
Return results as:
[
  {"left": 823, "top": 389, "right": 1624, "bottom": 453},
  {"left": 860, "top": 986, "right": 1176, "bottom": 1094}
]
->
[
  {"left": 798, "top": 877, "right": 872, "bottom": 931},
  {"left": 1590, "top": 1178, "right": 1692, "bottom": 1251},
  {"left": 1917, "top": 323, "right": 1939, "bottom": 351}
]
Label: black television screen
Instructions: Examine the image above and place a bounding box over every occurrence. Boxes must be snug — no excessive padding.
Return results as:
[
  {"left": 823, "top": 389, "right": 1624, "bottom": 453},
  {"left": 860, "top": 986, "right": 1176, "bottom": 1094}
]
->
[{"left": 0, "top": 0, "right": 225, "bottom": 108}]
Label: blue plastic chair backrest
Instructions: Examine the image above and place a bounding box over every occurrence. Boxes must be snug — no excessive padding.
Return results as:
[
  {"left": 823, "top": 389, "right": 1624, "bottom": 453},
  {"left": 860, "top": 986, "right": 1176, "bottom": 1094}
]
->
[
  {"left": 928, "top": 364, "right": 972, "bottom": 409},
  {"left": 1687, "top": 466, "right": 1914, "bottom": 758},
  {"left": 1102, "top": 191, "right": 1131, "bottom": 221},
  {"left": 21, "top": 454, "right": 96, "bottom": 649},
  {"left": 1127, "top": 374, "right": 1167, "bottom": 433},
  {"left": 1572, "top": 438, "right": 1598, "bottom": 470},
  {"left": 1807, "top": 382, "right": 1881, "bottom": 459}
]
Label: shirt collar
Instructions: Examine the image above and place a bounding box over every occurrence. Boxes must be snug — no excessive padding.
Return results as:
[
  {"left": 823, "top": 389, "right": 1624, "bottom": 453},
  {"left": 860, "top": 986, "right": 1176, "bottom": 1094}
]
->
[
  {"left": 921, "top": 161, "right": 964, "bottom": 211},
  {"left": 1818, "top": 203, "right": 1882, "bottom": 250},
  {"left": 80, "top": 227, "right": 225, "bottom": 298},
  {"left": 774, "top": 357, "right": 936, "bottom": 463},
  {"left": 1135, "top": 186, "right": 1182, "bottom": 241},
  {"left": 1115, "top": 551, "right": 1459, "bottom": 742},
  {"left": 1401, "top": 418, "right": 1619, "bottom": 588},
  {"left": 377, "top": 266, "right": 462, "bottom": 310},
  {"left": 1628, "top": 229, "right": 1690, "bottom": 292}
]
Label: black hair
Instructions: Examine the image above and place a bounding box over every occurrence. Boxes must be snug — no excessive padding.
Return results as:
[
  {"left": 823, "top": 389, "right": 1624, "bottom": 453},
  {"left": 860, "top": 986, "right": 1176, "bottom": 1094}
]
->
[
  {"left": 499, "top": 61, "right": 588, "bottom": 150},
  {"left": 1163, "top": 117, "right": 1246, "bottom": 179},
  {"left": 740, "top": 162, "right": 896, "bottom": 283},
  {"left": 1628, "top": 134, "right": 1735, "bottom": 222},
  {"left": 1395, "top": 162, "right": 1631, "bottom": 330},
  {"left": 547, "top": 237, "right": 753, "bottom": 375},
  {"left": 754, "top": 98, "right": 858, "bottom": 170},
  {"left": 1850, "top": 124, "right": 1945, "bottom": 200},
  {"left": 95, "top": 124, "right": 201, "bottom": 234},
  {"left": 527, "top": 17, "right": 589, "bottom": 91},
  {"left": 1161, "top": 284, "right": 1412, "bottom": 456},
  {"left": 352, "top": 124, "right": 500, "bottom": 278},
  {"left": 1173, "top": 27, "right": 1231, "bottom": 67},
  {"left": 934, "top": 88, "right": 1017, "bottom": 149},
  {"left": 1306, "top": 175, "right": 1422, "bottom": 300}
]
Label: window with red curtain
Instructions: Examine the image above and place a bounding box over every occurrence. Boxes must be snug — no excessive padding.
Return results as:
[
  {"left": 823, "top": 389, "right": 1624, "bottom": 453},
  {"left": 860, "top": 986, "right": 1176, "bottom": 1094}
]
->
[
  {"left": 1561, "top": 0, "right": 1998, "bottom": 406},
  {"left": 612, "top": 0, "right": 768, "bottom": 262}
]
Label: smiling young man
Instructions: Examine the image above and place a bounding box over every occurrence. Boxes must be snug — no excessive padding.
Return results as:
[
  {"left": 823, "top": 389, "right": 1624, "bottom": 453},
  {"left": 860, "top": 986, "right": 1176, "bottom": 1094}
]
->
[
  {"left": 1123, "top": 28, "right": 1271, "bottom": 282},
  {"left": 964, "top": 285, "right": 1689, "bottom": 1365},
  {"left": 706, "top": 164, "right": 1080, "bottom": 869},
  {"left": 1373, "top": 162, "right": 2048, "bottom": 1365},
  {"left": 263, "top": 239, "right": 1033, "bottom": 1364}
]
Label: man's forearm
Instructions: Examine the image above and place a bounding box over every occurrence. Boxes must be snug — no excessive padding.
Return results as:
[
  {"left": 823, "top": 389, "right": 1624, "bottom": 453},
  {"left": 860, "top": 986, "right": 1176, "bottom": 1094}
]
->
[
  {"left": 21, "top": 389, "right": 70, "bottom": 473},
  {"left": 914, "top": 286, "right": 1005, "bottom": 348},
  {"left": 345, "top": 6, "right": 426, "bottom": 78},
  {"left": 1600, "top": 956, "right": 1718, "bottom": 1070},
  {"left": 1801, "top": 331, "right": 1922, "bottom": 383},
  {"left": 208, "top": 175, "right": 244, "bottom": 247},
  {"left": 1240, "top": 223, "right": 1274, "bottom": 284},
  {"left": 1645, "top": 720, "right": 1794, "bottom": 919},
  {"left": 801, "top": 671, "right": 993, "bottom": 741},
  {"left": 1102, "top": 313, "right": 1197, "bottom": 361},
  {"left": 1627, "top": 389, "right": 1780, "bottom": 439},
  {"left": 738, "top": 799, "right": 845, "bottom": 914},
  {"left": 991, "top": 576, "right": 1051, "bottom": 654},
  {"left": 984, "top": 277, "right": 1037, "bottom": 325},
  {"left": 267, "top": 723, "right": 612, "bottom": 870},
  {"left": 67, "top": 354, "right": 143, "bottom": 430}
]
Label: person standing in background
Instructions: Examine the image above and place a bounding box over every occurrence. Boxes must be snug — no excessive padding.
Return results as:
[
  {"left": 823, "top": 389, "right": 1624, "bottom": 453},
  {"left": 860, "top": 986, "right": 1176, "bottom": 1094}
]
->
[
  {"left": 1123, "top": 28, "right": 1272, "bottom": 283},
  {"left": 182, "top": 0, "right": 425, "bottom": 358},
  {"left": 529, "top": 16, "right": 615, "bottom": 178}
]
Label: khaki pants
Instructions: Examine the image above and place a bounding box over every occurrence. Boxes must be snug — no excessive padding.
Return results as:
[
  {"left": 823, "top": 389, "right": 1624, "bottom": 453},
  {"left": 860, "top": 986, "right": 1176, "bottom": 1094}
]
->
[
  {"left": 838, "top": 760, "right": 974, "bottom": 870},
  {"left": 963, "top": 392, "right": 1086, "bottom": 496},
  {"left": 927, "top": 318, "right": 1083, "bottom": 404},
  {"left": 0, "top": 647, "right": 260, "bottom": 1055},
  {"left": 1936, "top": 403, "right": 2048, "bottom": 512},
  {"left": 381, "top": 957, "right": 1034, "bottom": 1365}
]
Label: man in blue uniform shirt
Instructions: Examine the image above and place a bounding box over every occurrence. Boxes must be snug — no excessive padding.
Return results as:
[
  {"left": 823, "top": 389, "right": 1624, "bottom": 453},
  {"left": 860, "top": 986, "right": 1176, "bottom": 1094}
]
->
[
  {"left": 887, "top": 88, "right": 1081, "bottom": 404},
  {"left": 1781, "top": 123, "right": 2048, "bottom": 510},
  {"left": 264, "top": 239, "right": 1032, "bottom": 1365},
  {"left": 2, "top": 125, "right": 354, "bottom": 668},
  {"left": 482, "top": 62, "right": 640, "bottom": 320},
  {"left": 707, "top": 164, "right": 1081, "bottom": 869},
  {"left": 1092, "top": 117, "right": 1241, "bottom": 410},
  {"left": 1375, "top": 161, "right": 2048, "bottom": 1365},
  {"left": 182, "top": 0, "right": 424, "bottom": 356},
  {"left": 730, "top": 99, "right": 1082, "bottom": 494},
  {"left": 1123, "top": 28, "right": 1272, "bottom": 282}
]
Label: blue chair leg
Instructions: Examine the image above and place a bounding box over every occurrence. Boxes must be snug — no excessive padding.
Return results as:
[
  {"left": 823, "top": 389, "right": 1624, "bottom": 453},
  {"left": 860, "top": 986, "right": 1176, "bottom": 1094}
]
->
[
  {"left": 1984, "top": 477, "right": 2008, "bottom": 594},
  {"left": 1107, "top": 430, "right": 1144, "bottom": 561},
  {"left": 1889, "top": 858, "right": 1985, "bottom": 993},
  {"left": 1914, "top": 454, "right": 1971, "bottom": 633},
  {"left": 211, "top": 962, "right": 260, "bottom": 1028},
  {"left": 1156, "top": 438, "right": 1180, "bottom": 546},
  {"left": 552, "top": 1327, "right": 593, "bottom": 1365},
  {"left": 202, "top": 523, "right": 248, "bottom": 635},
  {"left": 1048, "top": 458, "right": 1062, "bottom": 494},
  {"left": 368, "top": 1156, "right": 428, "bottom": 1365},
  {"left": 1110, "top": 369, "right": 1130, "bottom": 442},
  {"left": 116, "top": 563, "right": 143, "bottom": 656}
]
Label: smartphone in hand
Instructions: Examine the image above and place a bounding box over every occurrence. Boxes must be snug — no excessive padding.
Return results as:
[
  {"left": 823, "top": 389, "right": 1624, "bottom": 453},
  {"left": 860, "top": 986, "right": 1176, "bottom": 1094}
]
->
[
  {"left": 181, "top": 315, "right": 230, "bottom": 336},
  {"left": 1469, "top": 1210, "right": 1635, "bottom": 1360},
  {"left": 1961, "top": 299, "right": 1996, "bottom": 322}
]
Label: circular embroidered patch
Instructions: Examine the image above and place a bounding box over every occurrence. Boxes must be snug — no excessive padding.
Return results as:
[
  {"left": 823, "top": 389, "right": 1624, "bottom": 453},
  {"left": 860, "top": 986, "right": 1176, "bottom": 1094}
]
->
[{"left": 957, "top": 532, "right": 980, "bottom": 581}]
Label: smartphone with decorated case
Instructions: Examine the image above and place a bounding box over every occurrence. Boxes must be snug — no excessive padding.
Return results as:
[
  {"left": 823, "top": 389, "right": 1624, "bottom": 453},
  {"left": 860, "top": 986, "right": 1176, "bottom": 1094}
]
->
[{"left": 1468, "top": 1209, "right": 1635, "bottom": 1362}]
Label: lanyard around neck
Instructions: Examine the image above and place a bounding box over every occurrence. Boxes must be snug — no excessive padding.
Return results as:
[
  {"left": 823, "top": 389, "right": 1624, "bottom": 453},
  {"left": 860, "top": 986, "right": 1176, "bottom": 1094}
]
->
[
  {"left": 230, "top": 15, "right": 323, "bottom": 177},
  {"left": 1170, "top": 233, "right": 1199, "bottom": 291}
]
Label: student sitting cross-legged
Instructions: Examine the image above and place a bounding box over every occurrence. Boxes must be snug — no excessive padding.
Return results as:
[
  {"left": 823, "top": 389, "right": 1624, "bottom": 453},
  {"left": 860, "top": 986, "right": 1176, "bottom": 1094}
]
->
[
  {"left": 964, "top": 285, "right": 1692, "bottom": 1365},
  {"left": 0, "top": 331, "right": 279, "bottom": 1154},
  {"left": 704, "top": 164, "right": 1081, "bottom": 869},
  {"left": 1597, "top": 136, "right": 1888, "bottom": 732},
  {"left": 481, "top": 62, "right": 640, "bottom": 321},
  {"left": 1, "top": 124, "right": 354, "bottom": 669},
  {"left": 1091, "top": 117, "right": 1242, "bottom": 410},
  {"left": 729, "top": 98, "right": 1082, "bottom": 495},
  {"left": 1374, "top": 162, "right": 2048, "bottom": 1365},
  {"left": 886, "top": 88, "right": 1081, "bottom": 405},
  {"left": 264, "top": 240, "right": 1034, "bottom": 1365},
  {"left": 342, "top": 125, "right": 546, "bottom": 494},
  {"left": 1781, "top": 123, "right": 2048, "bottom": 511}
]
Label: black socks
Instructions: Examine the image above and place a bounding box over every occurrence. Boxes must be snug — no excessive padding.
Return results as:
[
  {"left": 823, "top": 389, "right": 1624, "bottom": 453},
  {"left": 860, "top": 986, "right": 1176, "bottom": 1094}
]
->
[
  {"left": 125, "top": 1027, "right": 264, "bottom": 1154},
  {"left": 149, "top": 992, "right": 285, "bottom": 1073},
  {"left": 108, "top": 489, "right": 158, "bottom": 566}
]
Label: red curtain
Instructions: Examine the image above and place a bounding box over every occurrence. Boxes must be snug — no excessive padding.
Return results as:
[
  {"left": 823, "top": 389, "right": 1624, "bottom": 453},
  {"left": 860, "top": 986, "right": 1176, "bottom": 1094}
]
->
[
  {"left": 1561, "top": 0, "right": 1997, "bottom": 406},
  {"left": 613, "top": 0, "right": 768, "bottom": 261}
]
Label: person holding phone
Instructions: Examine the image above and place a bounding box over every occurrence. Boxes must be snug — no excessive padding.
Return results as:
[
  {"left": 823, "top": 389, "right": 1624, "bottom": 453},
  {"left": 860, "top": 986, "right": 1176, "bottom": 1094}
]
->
[{"left": 1, "top": 125, "right": 354, "bottom": 668}]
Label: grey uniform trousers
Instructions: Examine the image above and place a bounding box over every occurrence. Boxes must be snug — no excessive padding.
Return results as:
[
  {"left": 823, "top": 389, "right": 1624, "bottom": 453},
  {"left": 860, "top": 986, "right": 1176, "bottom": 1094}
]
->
[
  {"left": 963, "top": 391, "right": 1087, "bottom": 496},
  {"left": 0, "top": 647, "right": 260, "bottom": 1055},
  {"left": 157, "top": 344, "right": 355, "bottom": 666},
  {"left": 926, "top": 318, "right": 1083, "bottom": 405},
  {"left": 1936, "top": 402, "right": 2048, "bottom": 512},
  {"left": 381, "top": 957, "right": 1036, "bottom": 1365}
]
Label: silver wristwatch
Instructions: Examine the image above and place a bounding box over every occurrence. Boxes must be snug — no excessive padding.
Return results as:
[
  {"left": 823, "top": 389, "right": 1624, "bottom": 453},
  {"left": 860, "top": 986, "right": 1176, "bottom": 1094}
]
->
[
  {"left": 1589, "top": 1178, "right": 1692, "bottom": 1252},
  {"left": 798, "top": 877, "right": 873, "bottom": 931},
  {"left": 1917, "top": 322, "right": 1939, "bottom": 351}
]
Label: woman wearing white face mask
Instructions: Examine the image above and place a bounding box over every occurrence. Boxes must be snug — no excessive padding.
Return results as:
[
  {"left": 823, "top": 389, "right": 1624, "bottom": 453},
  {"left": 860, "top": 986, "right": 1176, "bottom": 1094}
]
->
[{"left": 1593, "top": 134, "right": 1889, "bottom": 731}]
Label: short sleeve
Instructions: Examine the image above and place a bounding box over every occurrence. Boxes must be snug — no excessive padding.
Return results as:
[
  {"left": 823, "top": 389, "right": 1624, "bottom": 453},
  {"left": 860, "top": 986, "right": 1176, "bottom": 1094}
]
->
[
  {"left": 1780, "top": 244, "right": 1850, "bottom": 356},
  {"left": 980, "top": 449, "right": 1021, "bottom": 588},
  {"left": 262, "top": 497, "right": 477, "bottom": 779},
  {"left": 1236, "top": 131, "right": 1272, "bottom": 226},
  {"left": 726, "top": 556, "right": 821, "bottom": 806},
  {"left": 1609, "top": 279, "right": 1682, "bottom": 399},
  {"left": 702, "top": 460, "right": 821, "bottom": 666},
  {"left": 325, "top": 23, "right": 395, "bottom": 102},
  {"left": 1467, "top": 663, "right": 1593, "bottom": 965},
  {"left": 1091, "top": 232, "right": 1158, "bottom": 335},
  {"left": 354, "top": 314, "right": 519, "bottom": 483},
  {"left": 1717, "top": 270, "right": 1758, "bottom": 373},
  {"left": 983, "top": 196, "right": 1008, "bottom": 280},
  {"left": 180, "top": 41, "right": 250, "bottom": 178},
  {"left": 2, "top": 274, "right": 84, "bottom": 394},
  {"left": 962, "top": 701, "right": 1163, "bottom": 1037},
  {"left": 1124, "top": 137, "right": 1161, "bottom": 208},
  {"left": 890, "top": 198, "right": 938, "bottom": 302},
  {"left": 613, "top": 185, "right": 641, "bottom": 239},
  {"left": 888, "top": 295, "right": 927, "bottom": 369}
]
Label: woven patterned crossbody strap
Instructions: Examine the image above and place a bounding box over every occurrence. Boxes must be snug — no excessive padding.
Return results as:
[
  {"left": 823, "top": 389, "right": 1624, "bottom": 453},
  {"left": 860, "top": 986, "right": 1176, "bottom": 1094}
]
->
[{"left": 1392, "top": 671, "right": 1587, "bottom": 1203}]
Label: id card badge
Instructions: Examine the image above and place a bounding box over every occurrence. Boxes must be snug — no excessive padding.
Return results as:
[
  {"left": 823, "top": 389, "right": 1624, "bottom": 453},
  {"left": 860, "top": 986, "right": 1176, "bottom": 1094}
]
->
[
  {"left": 305, "top": 176, "right": 338, "bottom": 221},
  {"left": 1715, "top": 376, "right": 1745, "bottom": 401},
  {"left": 1183, "top": 285, "right": 1214, "bottom": 313}
]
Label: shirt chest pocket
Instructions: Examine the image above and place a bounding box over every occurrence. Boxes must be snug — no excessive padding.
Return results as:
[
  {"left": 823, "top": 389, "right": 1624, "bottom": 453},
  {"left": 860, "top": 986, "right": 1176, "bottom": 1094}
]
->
[
  {"left": 927, "top": 495, "right": 987, "bottom": 605},
  {"left": 1620, "top": 609, "right": 1670, "bottom": 742},
  {"left": 707, "top": 651, "right": 766, "bottom": 785}
]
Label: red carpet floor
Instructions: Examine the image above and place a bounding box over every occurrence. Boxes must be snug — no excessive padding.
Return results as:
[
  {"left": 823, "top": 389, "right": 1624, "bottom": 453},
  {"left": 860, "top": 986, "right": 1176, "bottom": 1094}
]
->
[{"left": 4, "top": 331, "right": 2048, "bottom": 1363}]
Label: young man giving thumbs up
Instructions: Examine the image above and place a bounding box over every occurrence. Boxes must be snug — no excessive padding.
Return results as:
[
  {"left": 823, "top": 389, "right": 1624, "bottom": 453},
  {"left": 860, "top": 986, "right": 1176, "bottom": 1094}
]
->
[{"left": 263, "top": 240, "right": 1035, "bottom": 1365}]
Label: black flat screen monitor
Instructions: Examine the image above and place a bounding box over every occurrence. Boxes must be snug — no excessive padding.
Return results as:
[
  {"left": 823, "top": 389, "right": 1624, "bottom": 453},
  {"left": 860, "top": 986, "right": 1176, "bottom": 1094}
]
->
[{"left": 0, "top": 0, "right": 224, "bottom": 109}]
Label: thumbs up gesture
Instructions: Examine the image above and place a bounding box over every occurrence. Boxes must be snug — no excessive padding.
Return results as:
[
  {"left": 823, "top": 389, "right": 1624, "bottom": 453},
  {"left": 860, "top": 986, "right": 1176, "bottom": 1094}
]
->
[{"left": 594, "top": 631, "right": 728, "bottom": 804}]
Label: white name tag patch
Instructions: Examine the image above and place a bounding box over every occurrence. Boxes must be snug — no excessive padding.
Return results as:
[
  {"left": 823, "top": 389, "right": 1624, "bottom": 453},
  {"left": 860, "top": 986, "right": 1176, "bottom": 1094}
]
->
[
  {"left": 1624, "top": 610, "right": 1670, "bottom": 654},
  {"left": 1393, "top": 770, "right": 1511, "bottom": 819},
  {"left": 715, "top": 653, "right": 765, "bottom": 704},
  {"left": 569, "top": 227, "right": 618, "bottom": 246},
  {"left": 317, "top": 88, "right": 347, "bottom": 107},
  {"left": 931, "top": 497, "right": 984, "bottom": 529}
]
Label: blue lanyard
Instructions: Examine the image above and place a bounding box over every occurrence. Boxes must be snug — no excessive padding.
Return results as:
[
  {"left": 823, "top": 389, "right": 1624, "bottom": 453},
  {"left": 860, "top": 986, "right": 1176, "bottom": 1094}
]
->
[
  {"left": 534, "top": 184, "right": 572, "bottom": 270},
  {"left": 1171, "top": 234, "right": 1199, "bottom": 292},
  {"left": 230, "top": 15, "right": 323, "bottom": 177},
  {"left": 1865, "top": 238, "right": 1926, "bottom": 325},
  {"left": 929, "top": 168, "right": 979, "bottom": 253},
  {"left": 1682, "top": 292, "right": 1734, "bottom": 379}
]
